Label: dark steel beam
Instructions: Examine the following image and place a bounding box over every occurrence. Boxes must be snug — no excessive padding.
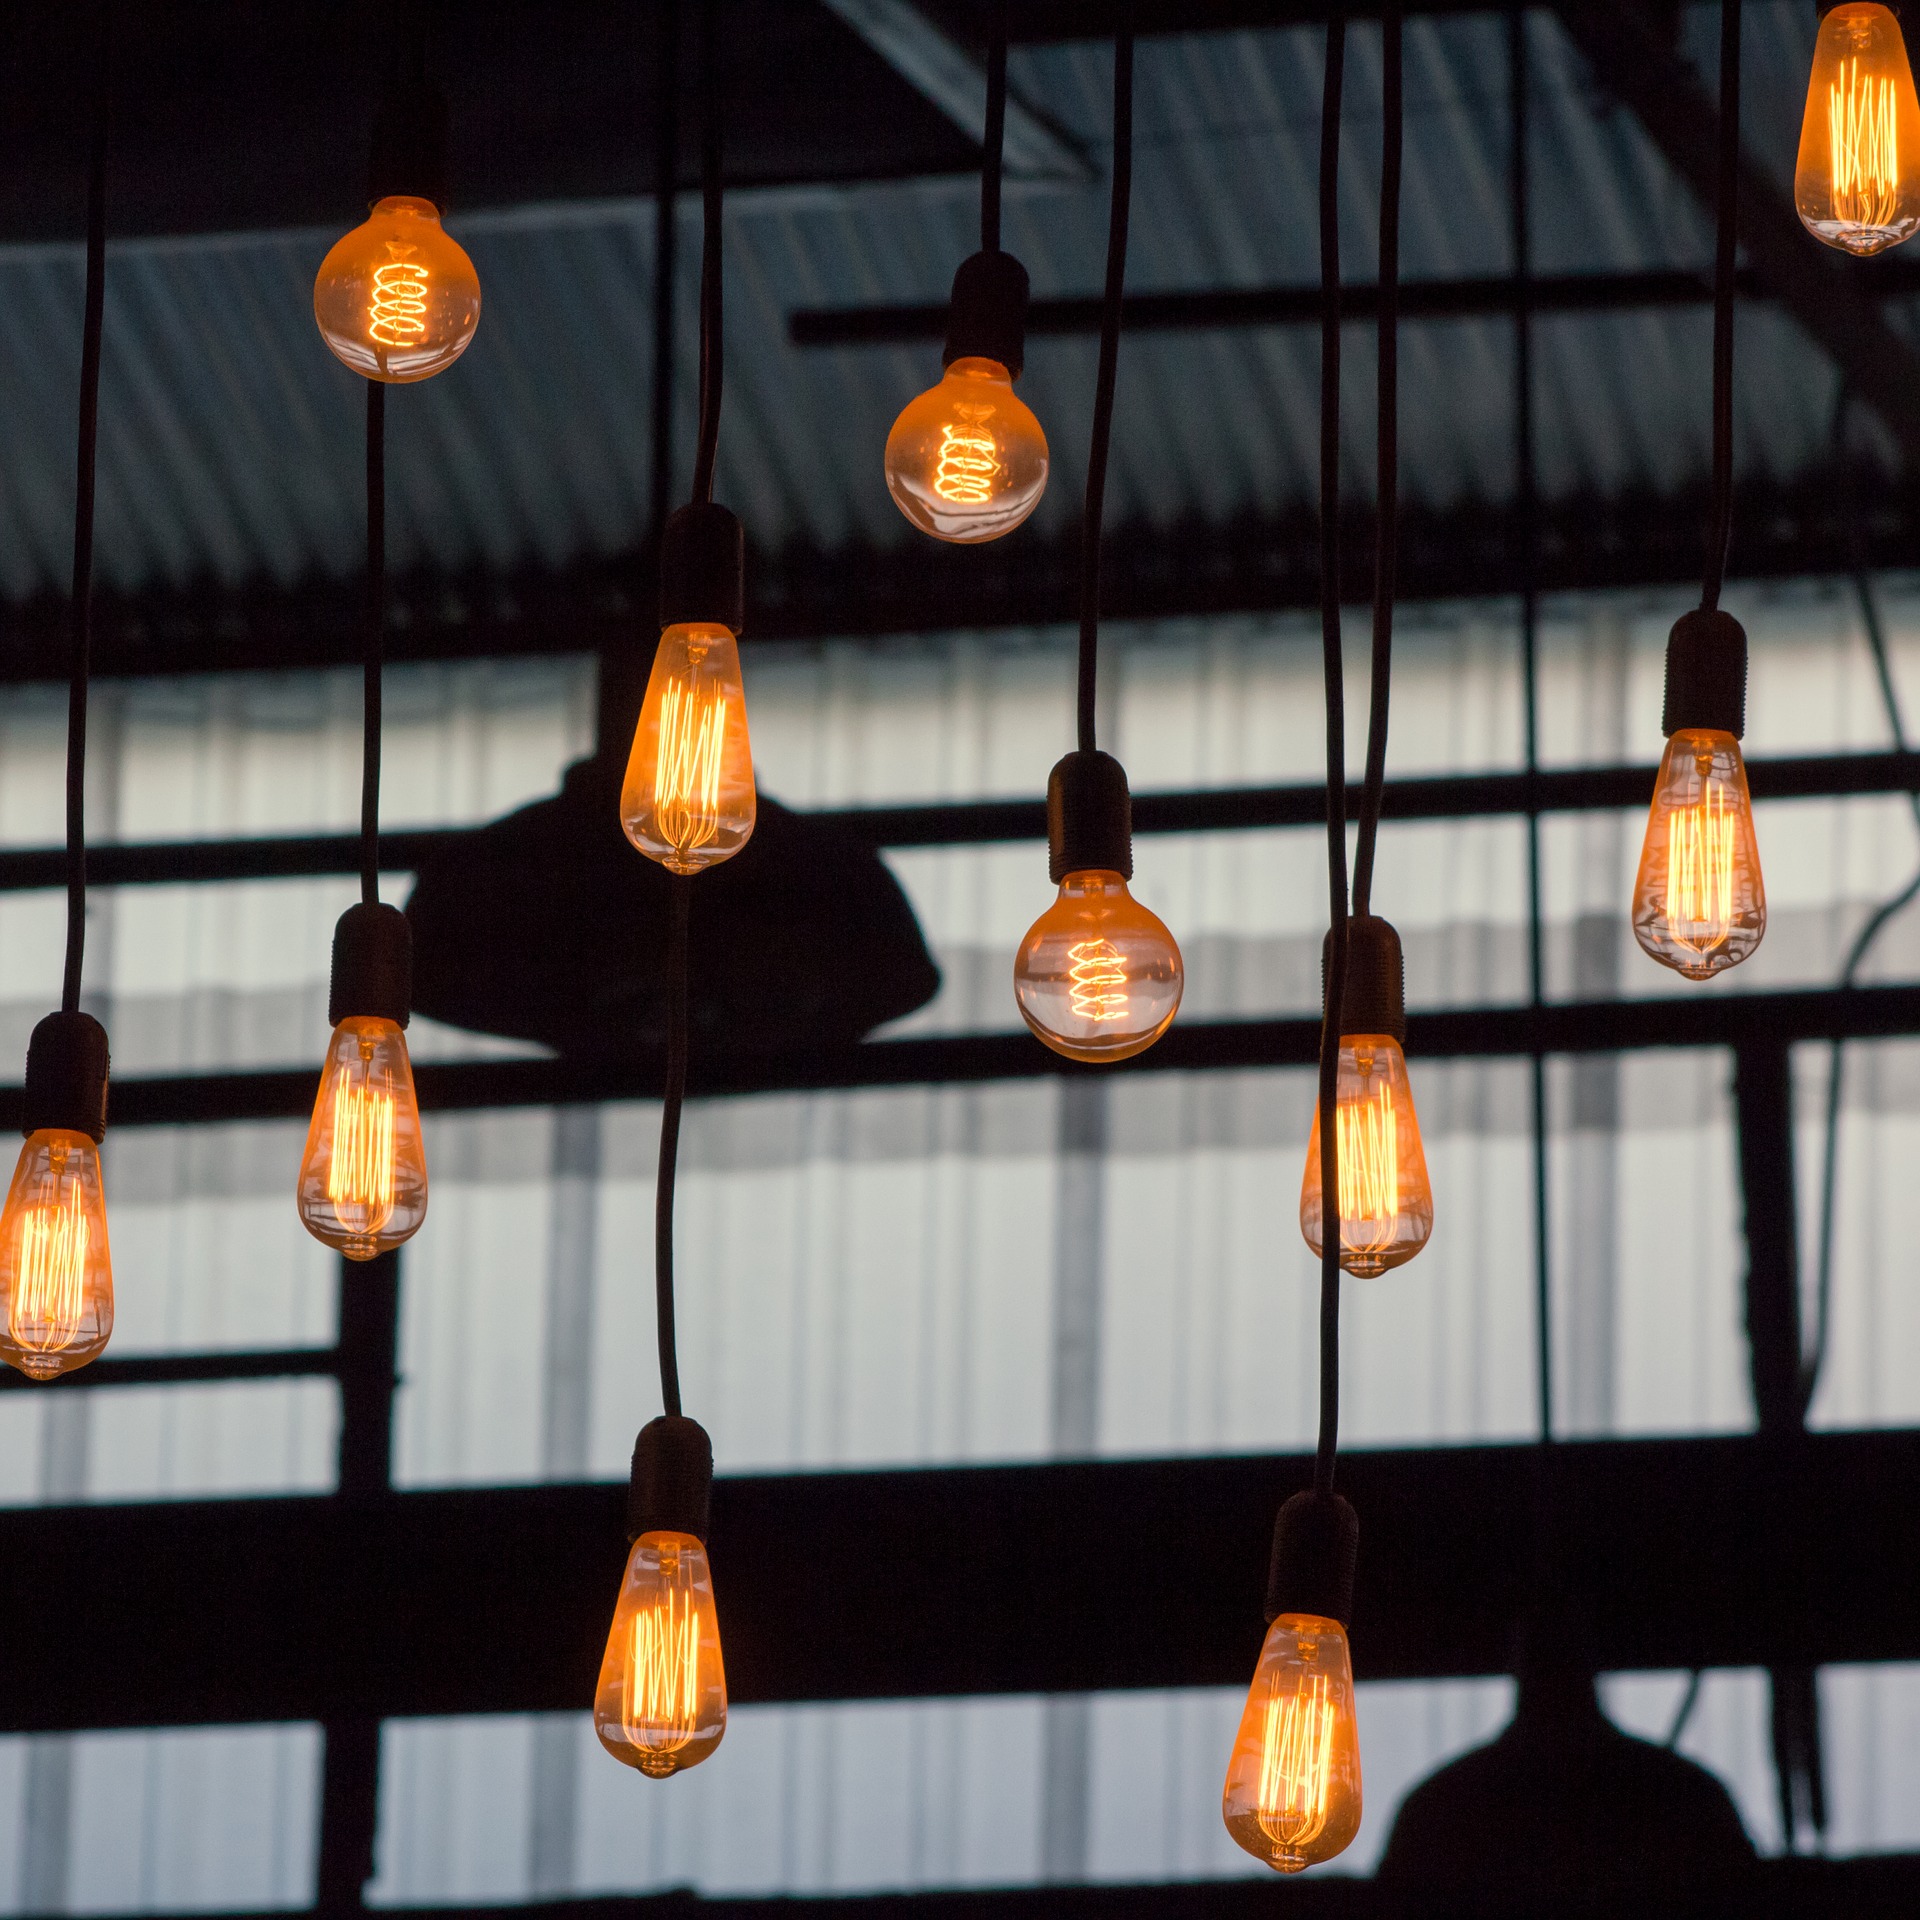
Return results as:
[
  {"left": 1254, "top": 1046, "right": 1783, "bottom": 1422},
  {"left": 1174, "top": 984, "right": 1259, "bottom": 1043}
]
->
[
  {"left": 0, "top": 1346, "right": 336, "bottom": 1393},
  {"left": 1, "top": 1431, "right": 1916, "bottom": 1730},
  {"left": 1552, "top": 3, "right": 1920, "bottom": 463}
]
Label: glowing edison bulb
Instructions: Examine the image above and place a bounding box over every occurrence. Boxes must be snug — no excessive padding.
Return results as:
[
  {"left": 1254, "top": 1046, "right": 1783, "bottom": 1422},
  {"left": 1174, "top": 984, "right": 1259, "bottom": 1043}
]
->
[
  {"left": 296, "top": 1016, "right": 427, "bottom": 1260},
  {"left": 0, "top": 1130, "right": 113, "bottom": 1380},
  {"left": 1632, "top": 728, "right": 1766, "bottom": 978},
  {"left": 620, "top": 623, "right": 756, "bottom": 873},
  {"left": 1014, "top": 870, "right": 1183, "bottom": 1063},
  {"left": 594, "top": 1531, "right": 727, "bottom": 1777},
  {"left": 1796, "top": 4, "right": 1920, "bottom": 252},
  {"left": 1300, "top": 1035, "right": 1433, "bottom": 1276},
  {"left": 314, "top": 196, "right": 481, "bottom": 381},
  {"left": 1223, "top": 1613, "right": 1363, "bottom": 1872},
  {"left": 885, "top": 358, "right": 1048, "bottom": 543}
]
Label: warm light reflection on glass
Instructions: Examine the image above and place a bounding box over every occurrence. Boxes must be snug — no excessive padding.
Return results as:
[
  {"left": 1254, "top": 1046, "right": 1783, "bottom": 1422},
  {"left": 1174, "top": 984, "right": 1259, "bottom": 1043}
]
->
[
  {"left": 595, "top": 1531, "right": 727, "bottom": 1777},
  {"left": 1300, "top": 1035, "right": 1433, "bottom": 1275},
  {"left": 1797, "top": 3, "right": 1920, "bottom": 253},
  {"left": 1631, "top": 728, "right": 1766, "bottom": 978},
  {"left": 1013, "top": 870, "right": 1183, "bottom": 1063},
  {"left": 0, "top": 1129, "right": 113, "bottom": 1380},
  {"left": 297, "top": 1016, "right": 428, "bottom": 1259},
  {"left": 885, "top": 357, "right": 1049, "bottom": 542},
  {"left": 313, "top": 195, "right": 482, "bottom": 381},
  {"left": 621, "top": 623, "right": 756, "bottom": 873}
]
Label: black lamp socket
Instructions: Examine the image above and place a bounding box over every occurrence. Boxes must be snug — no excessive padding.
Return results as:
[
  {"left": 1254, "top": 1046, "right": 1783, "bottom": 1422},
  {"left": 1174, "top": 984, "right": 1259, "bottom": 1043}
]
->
[
  {"left": 1660, "top": 607, "right": 1748, "bottom": 740},
  {"left": 627, "top": 1414, "right": 714, "bottom": 1544},
  {"left": 1047, "top": 750, "right": 1133, "bottom": 883},
  {"left": 659, "top": 503, "right": 746, "bottom": 636},
  {"left": 367, "top": 76, "right": 450, "bottom": 211},
  {"left": 1265, "top": 1489, "right": 1360, "bottom": 1628},
  {"left": 21, "top": 1010, "right": 109, "bottom": 1142},
  {"left": 1322, "top": 915, "right": 1407, "bottom": 1044},
  {"left": 943, "top": 250, "right": 1031, "bottom": 380},
  {"left": 329, "top": 902, "right": 413, "bottom": 1029}
]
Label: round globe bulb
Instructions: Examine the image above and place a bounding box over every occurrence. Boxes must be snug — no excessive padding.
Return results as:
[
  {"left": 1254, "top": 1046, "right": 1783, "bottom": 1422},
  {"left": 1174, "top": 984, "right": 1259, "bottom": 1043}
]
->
[
  {"left": 314, "top": 195, "right": 481, "bottom": 383},
  {"left": 884, "top": 357, "right": 1048, "bottom": 542},
  {"left": 1014, "top": 869, "right": 1182, "bottom": 1063}
]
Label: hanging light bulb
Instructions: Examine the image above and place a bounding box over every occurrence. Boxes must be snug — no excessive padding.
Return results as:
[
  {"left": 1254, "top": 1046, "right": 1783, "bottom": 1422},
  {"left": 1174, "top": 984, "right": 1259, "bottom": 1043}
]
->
[
  {"left": 1297, "top": 917, "right": 1431, "bottom": 1275},
  {"left": 1633, "top": 611, "right": 1765, "bottom": 979},
  {"left": 1223, "top": 1491, "right": 1364, "bottom": 1873},
  {"left": 0, "top": 1014, "right": 114, "bottom": 1381},
  {"left": 314, "top": 196, "right": 480, "bottom": 382},
  {"left": 622, "top": 504, "right": 757, "bottom": 872},
  {"left": 886, "top": 252, "right": 1048, "bottom": 544},
  {"left": 298, "top": 906, "right": 428, "bottom": 1259},
  {"left": 1014, "top": 754, "right": 1182, "bottom": 1064},
  {"left": 1795, "top": 2, "right": 1920, "bottom": 254},
  {"left": 597, "top": 1415, "right": 727, "bottom": 1777}
]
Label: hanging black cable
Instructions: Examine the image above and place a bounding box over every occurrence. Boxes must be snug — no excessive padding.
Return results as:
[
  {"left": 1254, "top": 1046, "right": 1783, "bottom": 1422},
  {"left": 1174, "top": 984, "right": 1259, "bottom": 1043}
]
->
[
  {"left": 1076, "top": 31, "right": 1132, "bottom": 757},
  {"left": 63, "top": 4, "right": 111, "bottom": 1016},
  {"left": 1313, "top": 12, "right": 1349, "bottom": 1501},
  {"left": 982, "top": 0, "right": 1007, "bottom": 255},
  {"left": 689, "top": 0, "right": 723, "bottom": 510},
  {"left": 651, "top": 0, "right": 680, "bottom": 546},
  {"left": 655, "top": 872, "right": 690, "bottom": 1417},
  {"left": 1700, "top": 0, "right": 1741, "bottom": 617},
  {"left": 361, "top": 384, "right": 386, "bottom": 909},
  {"left": 1350, "top": 2, "right": 1400, "bottom": 921}
]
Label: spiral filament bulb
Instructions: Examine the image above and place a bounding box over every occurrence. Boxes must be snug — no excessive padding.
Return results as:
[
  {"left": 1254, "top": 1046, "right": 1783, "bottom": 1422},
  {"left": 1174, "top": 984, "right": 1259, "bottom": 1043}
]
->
[
  {"left": 1664, "top": 773, "right": 1738, "bottom": 964},
  {"left": 1833, "top": 59, "right": 1901, "bottom": 229},
  {"left": 1067, "top": 938, "right": 1129, "bottom": 1022},
  {"left": 934, "top": 407, "right": 999, "bottom": 505},
  {"left": 370, "top": 245, "right": 429, "bottom": 348},
  {"left": 654, "top": 676, "right": 729, "bottom": 866},
  {"left": 622, "top": 1585, "right": 705, "bottom": 1776},
  {"left": 10, "top": 1162, "right": 88, "bottom": 1361},
  {"left": 1256, "top": 1669, "right": 1338, "bottom": 1858}
]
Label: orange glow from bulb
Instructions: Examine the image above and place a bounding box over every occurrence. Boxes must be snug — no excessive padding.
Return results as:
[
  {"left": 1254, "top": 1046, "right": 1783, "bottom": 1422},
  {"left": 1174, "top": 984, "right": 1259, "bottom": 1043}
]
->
[
  {"left": 1223, "top": 1613, "right": 1363, "bottom": 1873},
  {"left": 621, "top": 623, "right": 757, "bottom": 873},
  {"left": 314, "top": 196, "right": 482, "bottom": 382},
  {"left": 0, "top": 1129, "right": 113, "bottom": 1381},
  {"left": 885, "top": 358, "right": 1048, "bottom": 543},
  {"left": 1631, "top": 728, "right": 1766, "bottom": 978},
  {"left": 1014, "top": 870, "right": 1183, "bottom": 1063},
  {"left": 1797, "top": 4, "right": 1920, "bottom": 253},
  {"left": 1300, "top": 1035, "right": 1433, "bottom": 1275},
  {"left": 595, "top": 1531, "right": 727, "bottom": 1777},
  {"left": 297, "top": 1016, "right": 428, "bottom": 1260}
]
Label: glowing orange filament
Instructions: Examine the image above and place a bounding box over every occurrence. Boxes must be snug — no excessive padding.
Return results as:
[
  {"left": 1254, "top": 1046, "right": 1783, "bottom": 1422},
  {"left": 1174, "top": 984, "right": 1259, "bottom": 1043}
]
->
[
  {"left": 327, "top": 1059, "right": 397, "bottom": 1239},
  {"left": 654, "top": 679, "right": 729, "bottom": 860},
  {"left": 1335, "top": 1077, "right": 1399, "bottom": 1258},
  {"left": 623, "top": 1588, "right": 704, "bottom": 1775},
  {"left": 370, "top": 248, "right": 429, "bottom": 348},
  {"left": 1830, "top": 58, "right": 1901, "bottom": 228},
  {"left": 10, "top": 1172, "right": 87, "bottom": 1357},
  {"left": 1665, "top": 778, "right": 1738, "bottom": 961},
  {"left": 1067, "top": 938, "right": 1129, "bottom": 1021},
  {"left": 1256, "top": 1671, "right": 1336, "bottom": 1855},
  {"left": 933, "top": 409, "right": 999, "bottom": 505}
]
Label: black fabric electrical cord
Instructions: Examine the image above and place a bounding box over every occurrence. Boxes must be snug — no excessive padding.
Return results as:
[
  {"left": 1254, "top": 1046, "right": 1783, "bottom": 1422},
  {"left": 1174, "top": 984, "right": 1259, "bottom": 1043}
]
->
[
  {"left": 982, "top": 0, "right": 1007, "bottom": 254},
  {"left": 1350, "top": 2, "right": 1400, "bottom": 921},
  {"left": 689, "top": 0, "right": 723, "bottom": 508},
  {"left": 1314, "top": 13, "right": 1349, "bottom": 1501},
  {"left": 63, "top": 4, "right": 111, "bottom": 1017},
  {"left": 1701, "top": 0, "right": 1741, "bottom": 614},
  {"left": 651, "top": 0, "right": 679, "bottom": 545},
  {"left": 361, "top": 382, "right": 386, "bottom": 909},
  {"left": 1077, "top": 31, "right": 1133, "bottom": 758}
]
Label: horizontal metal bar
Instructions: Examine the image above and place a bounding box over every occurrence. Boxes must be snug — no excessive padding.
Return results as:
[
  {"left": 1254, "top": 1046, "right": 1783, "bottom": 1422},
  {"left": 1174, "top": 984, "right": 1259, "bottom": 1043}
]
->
[
  {"left": 0, "top": 1347, "right": 337, "bottom": 1393},
  {"left": 790, "top": 262, "right": 1920, "bottom": 348},
  {"left": 2, "top": 750, "right": 1915, "bottom": 890},
  {"left": 8, "top": 984, "right": 1920, "bottom": 1133},
  {"left": 1, "top": 1430, "right": 1915, "bottom": 1729}
]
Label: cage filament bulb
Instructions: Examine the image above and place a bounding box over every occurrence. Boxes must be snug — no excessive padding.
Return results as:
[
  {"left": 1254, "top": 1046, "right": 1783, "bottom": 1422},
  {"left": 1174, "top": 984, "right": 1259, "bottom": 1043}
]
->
[
  {"left": 0, "top": 1129, "right": 113, "bottom": 1381},
  {"left": 297, "top": 1016, "right": 428, "bottom": 1260},
  {"left": 1631, "top": 729, "right": 1765, "bottom": 978},
  {"left": 1797, "top": 4, "right": 1920, "bottom": 253},
  {"left": 595, "top": 1530, "right": 727, "bottom": 1777},
  {"left": 622, "top": 623, "right": 756, "bottom": 873},
  {"left": 314, "top": 196, "right": 481, "bottom": 382},
  {"left": 1300, "top": 1034, "right": 1433, "bottom": 1276}
]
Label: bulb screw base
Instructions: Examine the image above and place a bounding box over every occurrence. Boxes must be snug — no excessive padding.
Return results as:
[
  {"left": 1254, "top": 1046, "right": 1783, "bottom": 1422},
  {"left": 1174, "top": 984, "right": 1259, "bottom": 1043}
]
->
[
  {"left": 329, "top": 902, "right": 413, "bottom": 1029},
  {"left": 1661, "top": 607, "right": 1748, "bottom": 740},
  {"left": 1323, "top": 915, "right": 1406, "bottom": 1043},
  {"left": 367, "top": 76, "right": 451, "bottom": 211},
  {"left": 1266, "top": 1489, "right": 1360, "bottom": 1628},
  {"left": 943, "top": 249, "right": 1031, "bottom": 380},
  {"left": 1047, "top": 750, "right": 1133, "bottom": 883},
  {"left": 627, "top": 1414, "right": 714, "bottom": 1544},
  {"left": 22, "top": 1011, "right": 109, "bottom": 1142},
  {"left": 659, "top": 502, "right": 746, "bottom": 636}
]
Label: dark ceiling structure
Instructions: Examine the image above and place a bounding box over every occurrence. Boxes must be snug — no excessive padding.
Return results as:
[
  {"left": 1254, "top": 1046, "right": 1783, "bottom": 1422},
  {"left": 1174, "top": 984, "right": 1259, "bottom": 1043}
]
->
[{"left": 1, "top": 1, "right": 1918, "bottom": 1915}]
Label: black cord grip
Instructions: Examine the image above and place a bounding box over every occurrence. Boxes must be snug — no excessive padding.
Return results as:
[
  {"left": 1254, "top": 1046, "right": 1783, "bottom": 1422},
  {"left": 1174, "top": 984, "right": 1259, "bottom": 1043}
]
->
[
  {"left": 1323, "top": 914, "right": 1406, "bottom": 1044},
  {"left": 1661, "top": 607, "right": 1748, "bottom": 740},
  {"left": 329, "top": 902, "right": 413, "bottom": 1029},
  {"left": 1265, "top": 1488, "right": 1359, "bottom": 1627},
  {"left": 627, "top": 1413, "right": 714, "bottom": 1543},
  {"left": 943, "top": 249, "right": 1031, "bottom": 380},
  {"left": 22, "top": 1011, "right": 109, "bottom": 1142},
  {"left": 1047, "top": 749, "right": 1132, "bottom": 882},
  {"left": 659, "top": 502, "right": 745, "bottom": 634}
]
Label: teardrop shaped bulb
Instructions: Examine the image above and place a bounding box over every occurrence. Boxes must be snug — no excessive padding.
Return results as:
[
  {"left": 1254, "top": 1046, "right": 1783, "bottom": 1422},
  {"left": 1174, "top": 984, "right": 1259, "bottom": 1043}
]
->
[
  {"left": 594, "top": 1531, "right": 728, "bottom": 1777},
  {"left": 1795, "top": 3, "right": 1920, "bottom": 254},
  {"left": 1300, "top": 1034, "right": 1433, "bottom": 1276},
  {"left": 314, "top": 195, "right": 482, "bottom": 382},
  {"left": 884, "top": 357, "right": 1049, "bottom": 543},
  {"left": 1013, "top": 869, "right": 1183, "bottom": 1063},
  {"left": 297, "top": 1016, "right": 428, "bottom": 1259},
  {"left": 1631, "top": 728, "right": 1766, "bottom": 978},
  {"left": 0, "top": 1129, "right": 113, "bottom": 1380}
]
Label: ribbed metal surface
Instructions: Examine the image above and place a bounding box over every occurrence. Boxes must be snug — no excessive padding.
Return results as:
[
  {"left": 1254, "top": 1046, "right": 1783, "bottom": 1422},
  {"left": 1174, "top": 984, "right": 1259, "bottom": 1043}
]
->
[{"left": 0, "top": 10, "right": 1855, "bottom": 609}]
